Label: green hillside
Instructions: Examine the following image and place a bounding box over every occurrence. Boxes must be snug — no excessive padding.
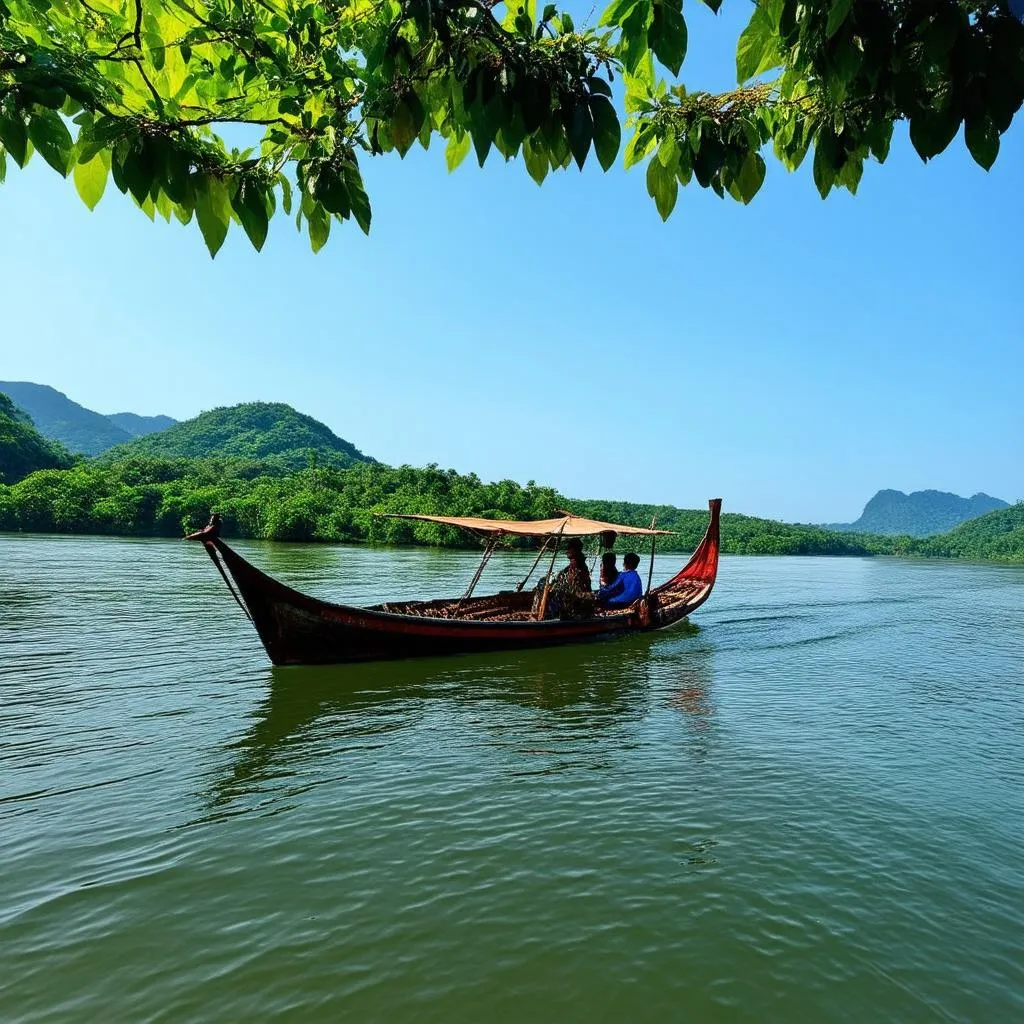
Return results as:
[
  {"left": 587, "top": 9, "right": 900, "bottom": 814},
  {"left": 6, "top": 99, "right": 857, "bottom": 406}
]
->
[
  {"left": 0, "top": 381, "right": 134, "bottom": 455},
  {"left": 830, "top": 488, "right": 1008, "bottom": 536},
  {"left": 909, "top": 505, "right": 1024, "bottom": 562},
  {"left": 0, "top": 393, "right": 74, "bottom": 483},
  {"left": 105, "top": 402, "right": 373, "bottom": 470},
  {"left": 106, "top": 412, "right": 178, "bottom": 437}
]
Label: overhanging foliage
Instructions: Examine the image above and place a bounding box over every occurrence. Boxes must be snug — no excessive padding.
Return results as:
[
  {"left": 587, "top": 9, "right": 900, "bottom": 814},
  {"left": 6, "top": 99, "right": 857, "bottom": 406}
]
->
[{"left": 1, "top": 0, "right": 1021, "bottom": 254}]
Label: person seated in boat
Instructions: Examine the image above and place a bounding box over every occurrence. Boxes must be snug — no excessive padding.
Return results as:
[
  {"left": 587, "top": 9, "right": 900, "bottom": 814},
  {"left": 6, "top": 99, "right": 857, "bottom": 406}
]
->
[
  {"left": 545, "top": 538, "right": 593, "bottom": 618},
  {"left": 600, "top": 552, "right": 619, "bottom": 589},
  {"left": 597, "top": 552, "right": 643, "bottom": 609}
]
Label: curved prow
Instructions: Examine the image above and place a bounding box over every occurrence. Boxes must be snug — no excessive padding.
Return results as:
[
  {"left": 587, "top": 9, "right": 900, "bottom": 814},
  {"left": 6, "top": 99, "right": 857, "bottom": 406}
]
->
[
  {"left": 654, "top": 498, "right": 722, "bottom": 594},
  {"left": 185, "top": 513, "right": 222, "bottom": 542}
]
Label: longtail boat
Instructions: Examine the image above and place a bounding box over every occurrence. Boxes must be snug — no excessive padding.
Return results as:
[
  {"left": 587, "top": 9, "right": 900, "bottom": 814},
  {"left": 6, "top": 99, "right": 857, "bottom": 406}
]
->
[{"left": 187, "top": 498, "right": 722, "bottom": 666}]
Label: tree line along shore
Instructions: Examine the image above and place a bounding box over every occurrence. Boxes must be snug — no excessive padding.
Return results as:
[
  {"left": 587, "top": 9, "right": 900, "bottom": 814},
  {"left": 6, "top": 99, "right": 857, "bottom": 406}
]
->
[{"left": 1, "top": 456, "right": 1021, "bottom": 563}]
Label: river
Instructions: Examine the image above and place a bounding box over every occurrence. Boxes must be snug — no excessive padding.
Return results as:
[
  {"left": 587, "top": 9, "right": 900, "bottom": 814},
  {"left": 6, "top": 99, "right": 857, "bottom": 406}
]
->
[{"left": 2, "top": 535, "right": 1022, "bottom": 1021}]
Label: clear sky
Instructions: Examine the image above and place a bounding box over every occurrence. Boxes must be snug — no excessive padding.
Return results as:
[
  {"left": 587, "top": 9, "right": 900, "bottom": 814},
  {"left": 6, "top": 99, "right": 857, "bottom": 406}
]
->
[{"left": 1, "top": 4, "right": 1021, "bottom": 523}]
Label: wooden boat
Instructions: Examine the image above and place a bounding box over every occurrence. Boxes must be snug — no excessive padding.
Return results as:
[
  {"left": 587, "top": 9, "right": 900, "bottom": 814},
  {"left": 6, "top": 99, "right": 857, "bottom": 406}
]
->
[{"left": 188, "top": 499, "right": 722, "bottom": 666}]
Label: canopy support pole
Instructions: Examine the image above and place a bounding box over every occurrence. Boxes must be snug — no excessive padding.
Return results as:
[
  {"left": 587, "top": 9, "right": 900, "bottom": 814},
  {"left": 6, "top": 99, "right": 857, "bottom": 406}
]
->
[
  {"left": 645, "top": 517, "right": 657, "bottom": 596},
  {"left": 516, "top": 535, "right": 553, "bottom": 593},
  {"left": 456, "top": 537, "right": 498, "bottom": 612},
  {"left": 535, "top": 525, "right": 566, "bottom": 620}
]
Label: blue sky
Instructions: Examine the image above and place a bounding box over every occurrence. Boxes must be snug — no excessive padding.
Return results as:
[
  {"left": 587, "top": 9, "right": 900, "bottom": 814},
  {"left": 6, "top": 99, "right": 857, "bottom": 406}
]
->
[{"left": 1, "top": 3, "right": 1021, "bottom": 523}]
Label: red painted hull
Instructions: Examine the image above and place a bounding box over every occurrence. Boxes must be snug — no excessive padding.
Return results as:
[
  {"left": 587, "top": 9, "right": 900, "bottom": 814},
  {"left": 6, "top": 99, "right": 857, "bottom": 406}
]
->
[{"left": 198, "top": 499, "right": 722, "bottom": 666}]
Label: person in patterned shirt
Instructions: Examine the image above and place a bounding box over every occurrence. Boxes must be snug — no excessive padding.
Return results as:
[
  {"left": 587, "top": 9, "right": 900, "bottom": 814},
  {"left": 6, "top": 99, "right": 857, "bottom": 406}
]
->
[{"left": 544, "top": 538, "right": 594, "bottom": 619}]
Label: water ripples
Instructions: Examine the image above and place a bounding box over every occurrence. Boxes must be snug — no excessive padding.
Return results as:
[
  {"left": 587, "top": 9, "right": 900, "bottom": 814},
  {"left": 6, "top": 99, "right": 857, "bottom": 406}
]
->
[{"left": 2, "top": 536, "right": 1023, "bottom": 1021}]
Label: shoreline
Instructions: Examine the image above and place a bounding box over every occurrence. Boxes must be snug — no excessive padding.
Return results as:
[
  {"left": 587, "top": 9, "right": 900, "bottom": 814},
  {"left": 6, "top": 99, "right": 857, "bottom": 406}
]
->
[{"left": 2, "top": 528, "right": 1021, "bottom": 565}]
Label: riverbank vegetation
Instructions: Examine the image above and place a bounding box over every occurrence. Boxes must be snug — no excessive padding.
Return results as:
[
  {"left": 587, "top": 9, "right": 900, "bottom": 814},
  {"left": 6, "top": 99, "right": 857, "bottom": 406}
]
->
[{"left": 1, "top": 456, "right": 1020, "bottom": 562}]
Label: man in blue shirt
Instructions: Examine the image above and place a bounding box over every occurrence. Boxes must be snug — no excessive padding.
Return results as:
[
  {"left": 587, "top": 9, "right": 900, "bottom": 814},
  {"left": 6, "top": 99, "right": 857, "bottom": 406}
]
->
[{"left": 597, "top": 552, "right": 643, "bottom": 609}]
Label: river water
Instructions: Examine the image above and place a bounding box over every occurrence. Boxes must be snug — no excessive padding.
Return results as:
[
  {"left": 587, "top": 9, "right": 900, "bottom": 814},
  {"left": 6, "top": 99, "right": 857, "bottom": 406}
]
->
[{"left": 1, "top": 535, "right": 1022, "bottom": 1022}]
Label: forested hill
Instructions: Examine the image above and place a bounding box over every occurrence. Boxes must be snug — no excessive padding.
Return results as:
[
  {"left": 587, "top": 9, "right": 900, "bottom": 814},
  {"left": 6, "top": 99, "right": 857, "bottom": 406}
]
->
[
  {"left": 909, "top": 505, "right": 1024, "bottom": 562},
  {"left": 0, "top": 393, "right": 74, "bottom": 483},
  {"left": 0, "top": 381, "right": 176, "bottom": 455},
  {"left": 105, "top": 402, "right": 374, "bottom": 470},
  {"left": 829, "top": 489, "right": 1009, "bottom": 537}
]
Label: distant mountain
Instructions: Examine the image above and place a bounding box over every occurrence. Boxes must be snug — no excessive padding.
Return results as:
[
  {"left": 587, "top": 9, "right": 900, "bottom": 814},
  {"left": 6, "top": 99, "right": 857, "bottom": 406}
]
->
[
  {"left": 105, "top": 412, "right": 178, "bottom": 438},
  {"left": 0, "top": 381, "right": 134, "bottom": 455},
  {"left": 0, "top": 392, "right": 74, "bottom": 483},
  {"left": 911, "top": 504, "right": 1024, "bottom": 562},
  {"left": 828, "top": 489, "right": 1009, "bottom": 537},
  {"left": 106, "top": 401, "right": 374, "bottom": 470},
  {"left": 0, "top": 382, "right": 177, "bottom": 454}
]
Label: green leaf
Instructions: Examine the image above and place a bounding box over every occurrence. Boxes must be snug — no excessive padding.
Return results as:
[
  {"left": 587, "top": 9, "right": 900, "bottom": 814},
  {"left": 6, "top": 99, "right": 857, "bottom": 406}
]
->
[
  {"left": 736, "top": 4, "right": 780, "bottom": 83},
  {"left": 159, "top": 145, "right": 190, "bottom": 204},
  {"left": 0, "top": 147, "right": 6, "bottom": 184},
  {"left": 392, "top": 94, "right": 425, "bottom": 157},
  {"left": 826, "top": 0, "right": 852, "bottom": 39},
  {"left": 734, "top": 149, "right": 766, "bottom": 203},
  {"left": 154, "top": 190, "right": 173, "bottom": 222},
  {"left": 589, "top": 95, "right": 620, "bottom": 171},
  {"left": 965, "top": 117, "right": 999, "bottom": 171},
  {"left": 675, "top": 142, "right": 693, "bottom": 185},
  {"left": 909, "top": 106, "right": 960, "bottom": 162},
  {"left": 119, "top": 144, "right": 156, "bottom": 205},
  {"left": 619, "top": 1, "right": 654, "bottom": 76},
  {"left": 231, "top": 181, "right": 270, "bottom": 251},
  {"left": 446, "top": 132, "right": 471, "bottom": 172},
  {"left": 657, "top": 131, "right": 678, "bottom": 169},
  {"left": 314, "top": 166, "right": 351, "bottom": 218},
  {"left": 194, "top": 175, "right": 231, "bottom": 257},
  {"left": 73, "top": 150, "right": 110, "bottom": 210},
  {"left": 863, "top": 120, "right": 894, "bottom": 164},
  {"left": 624, "top": 125, "right": 656, "bottom": 168},
  {"left": 599, "top": 0, "right": 639, "bottom": 28},
  {"left": 471, "top": 126, "right": 492, "bottom": 167},
  {"left": 522, "top": 135, "right": 549, "bottom": 184},
  {"left": 540, "top": 118, "right": 568, "bottom": 166},
  {"left": 27, "top": 111, "right": 74, "bottom": 177},
  {"left": 469, "top": 93, "right": 500, "bottom": 168},
  {"left": 0, "top": 111, "right": 29, "bottom": 167},
  {"left": 649, "top": 2, "right": 687, "bottom": 77},
  {"left": 838, "top": 154, "right": 863, "bottom": 194},
  {"left": 568, "top": 101, "right": 593, "bottom": 170},
  {"left": 145, "top": 30, "right": 165, "bottom": 71},
  {"left": 343, "top": 161, "right": 372, "bottom": 235},
  {"left": 646, "top": 156, "right": 678, "bottom": 220},
  {"left": 692, "top": 132, "right": 724, "bottom": 188},
  {"left": 812, "top": 143, "right": 835, "bottom": 199},
  {"left": 307, "top": 205, "right": 330, "bottom": 253}
]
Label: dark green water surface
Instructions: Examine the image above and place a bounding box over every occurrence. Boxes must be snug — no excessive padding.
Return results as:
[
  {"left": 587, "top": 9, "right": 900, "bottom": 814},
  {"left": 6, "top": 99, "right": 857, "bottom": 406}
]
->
[{"left": 2, "top": 536, "right": 1022, "bottom": 1022}]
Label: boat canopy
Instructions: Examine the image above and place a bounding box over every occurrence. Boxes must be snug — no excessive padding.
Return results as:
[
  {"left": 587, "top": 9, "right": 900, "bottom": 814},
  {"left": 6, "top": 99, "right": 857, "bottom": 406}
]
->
[{"left": 380, "top": 513, "right": 673, "bottom": 538}]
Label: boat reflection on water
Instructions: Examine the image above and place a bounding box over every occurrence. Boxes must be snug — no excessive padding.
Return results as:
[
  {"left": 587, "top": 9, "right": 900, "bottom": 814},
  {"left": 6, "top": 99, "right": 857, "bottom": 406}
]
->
[{"left": 201, "top": 623, "right": 714, "bottom": 817}]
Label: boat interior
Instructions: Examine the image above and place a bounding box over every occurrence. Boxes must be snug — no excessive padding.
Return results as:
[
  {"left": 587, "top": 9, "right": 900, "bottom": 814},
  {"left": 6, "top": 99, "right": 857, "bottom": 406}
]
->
[{"left": 369, "top": 577, "right": 710, "bottom": 623}]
